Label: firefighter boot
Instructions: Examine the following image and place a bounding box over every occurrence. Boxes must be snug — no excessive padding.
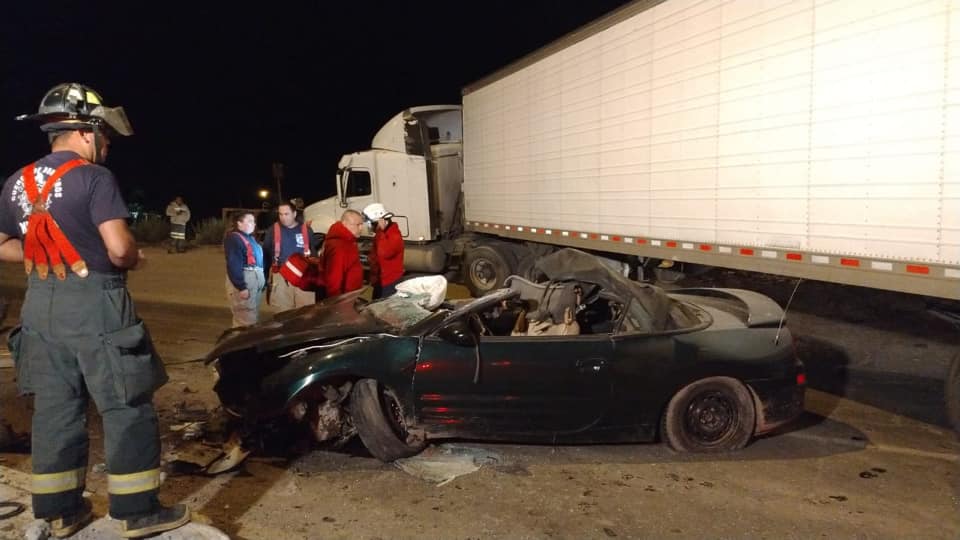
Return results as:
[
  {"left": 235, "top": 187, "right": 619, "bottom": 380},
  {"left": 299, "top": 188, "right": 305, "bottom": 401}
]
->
[
  {"left": 49, "top": 498, "right": 93, "bottom": 538},
  {"left": 119, "top": 503, "right": 190, "bottom": 538}
]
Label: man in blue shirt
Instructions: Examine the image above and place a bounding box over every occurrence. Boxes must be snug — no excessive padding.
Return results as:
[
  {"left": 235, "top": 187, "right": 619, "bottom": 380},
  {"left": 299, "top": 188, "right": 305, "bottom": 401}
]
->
[{"left": 263, "top": 202, "right": 315, "bottom": 311}]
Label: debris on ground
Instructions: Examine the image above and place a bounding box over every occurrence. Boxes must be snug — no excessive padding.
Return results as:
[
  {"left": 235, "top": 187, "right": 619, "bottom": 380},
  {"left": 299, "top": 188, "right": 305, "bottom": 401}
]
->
[
  {"left": 170, "top": 422, "right": 206, "bottom": 441},
  {"left": 394, "top": 444, "right": 502, "bottom": 486},
  {"left": 204, "top": 433, "right": 251, "bottom": 475},
  {"left": 25, "top": 517, "right": 230, "bottom": 539}
]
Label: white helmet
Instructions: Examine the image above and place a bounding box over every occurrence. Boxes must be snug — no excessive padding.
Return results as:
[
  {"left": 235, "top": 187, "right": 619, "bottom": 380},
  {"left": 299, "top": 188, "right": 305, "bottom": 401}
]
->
[{"left": 362, "top": 202, "right": 391, "bottom": 222}]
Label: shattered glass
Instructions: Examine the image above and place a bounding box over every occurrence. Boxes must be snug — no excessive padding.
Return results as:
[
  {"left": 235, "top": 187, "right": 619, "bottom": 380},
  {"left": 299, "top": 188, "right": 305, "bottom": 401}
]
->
[{"left": 364, "top": 293, "right": 435, "bottom": 329}]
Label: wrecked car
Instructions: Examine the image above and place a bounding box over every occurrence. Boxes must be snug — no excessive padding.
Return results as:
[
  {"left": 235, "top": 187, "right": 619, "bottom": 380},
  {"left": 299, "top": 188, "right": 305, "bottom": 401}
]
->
[{"left": 205, "top": 248, "right": 805, "bottom": 463}]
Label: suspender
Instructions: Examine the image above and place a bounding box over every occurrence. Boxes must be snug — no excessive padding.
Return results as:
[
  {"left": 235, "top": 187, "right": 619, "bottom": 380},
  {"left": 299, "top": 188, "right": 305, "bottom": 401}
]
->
[
  {"left": 234, "top": 232, "right": 257, "bottom": 266},
  {"left": 21, "top": 159, "right": 90, "bottom": 280},
  {"left": 272, "top": 221, "right": 311, "bottom": 270}
]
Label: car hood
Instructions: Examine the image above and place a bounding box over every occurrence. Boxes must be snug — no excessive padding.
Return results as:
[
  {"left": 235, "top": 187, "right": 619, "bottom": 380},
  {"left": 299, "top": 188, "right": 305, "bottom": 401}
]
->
[{"left": 205, "top": 289, "right": 386, "bottom": 361}]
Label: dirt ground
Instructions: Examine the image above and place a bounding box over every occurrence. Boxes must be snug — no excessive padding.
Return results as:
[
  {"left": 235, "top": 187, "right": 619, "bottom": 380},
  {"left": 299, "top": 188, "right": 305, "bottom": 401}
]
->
[{"left": 0, "top": 245, "right": 957, "bottom": 539}]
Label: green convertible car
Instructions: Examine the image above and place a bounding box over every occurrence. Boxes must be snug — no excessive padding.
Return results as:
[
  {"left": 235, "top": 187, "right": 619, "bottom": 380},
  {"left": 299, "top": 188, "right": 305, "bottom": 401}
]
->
[{"left": 206, "top": 249, "right": 805, "bottom": 462}]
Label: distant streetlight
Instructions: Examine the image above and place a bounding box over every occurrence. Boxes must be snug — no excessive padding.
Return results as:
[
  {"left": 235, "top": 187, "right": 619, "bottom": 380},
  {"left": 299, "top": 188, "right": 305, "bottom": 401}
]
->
[{"left": 258, "top": 189, "right": 270, "bottom": 200}]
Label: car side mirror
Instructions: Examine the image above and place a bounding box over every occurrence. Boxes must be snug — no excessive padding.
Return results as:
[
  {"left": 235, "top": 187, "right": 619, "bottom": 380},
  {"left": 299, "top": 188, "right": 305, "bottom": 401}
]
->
[{"left": 437, "top": 319, "right": 478, "bottom": 347}]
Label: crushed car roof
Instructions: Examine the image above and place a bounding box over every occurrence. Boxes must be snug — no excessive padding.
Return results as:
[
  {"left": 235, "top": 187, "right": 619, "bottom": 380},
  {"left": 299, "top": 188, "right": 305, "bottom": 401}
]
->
[{"left": 534, "top": 248, "right": 673, "bottom": 331}]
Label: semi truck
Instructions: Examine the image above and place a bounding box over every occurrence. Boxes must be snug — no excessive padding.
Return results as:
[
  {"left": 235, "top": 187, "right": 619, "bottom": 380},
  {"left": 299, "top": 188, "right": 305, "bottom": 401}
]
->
[{"left": 303, "top": 0, "right": 960, "bottom": 430}]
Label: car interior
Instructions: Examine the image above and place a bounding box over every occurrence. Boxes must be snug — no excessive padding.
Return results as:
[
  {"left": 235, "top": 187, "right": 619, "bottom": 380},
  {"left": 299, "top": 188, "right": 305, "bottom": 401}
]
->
[{"left": 475, "top": 276, "right": 626, "bottom": 337}]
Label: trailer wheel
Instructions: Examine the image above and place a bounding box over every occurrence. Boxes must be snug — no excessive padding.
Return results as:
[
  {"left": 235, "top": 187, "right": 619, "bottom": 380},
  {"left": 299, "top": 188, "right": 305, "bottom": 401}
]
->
[
  {"left": 516, "top": 253, "right": 548, "bottom": 283},
  {"left": 946, "top": 353, "right": 960, "bottom": 434},
  {"left": 350, "top": 379, "right": 425, "bottom": 462},
  {"left": 661, "top": 377, "right": 756, "bottom": 453},
  {"left": 464, "top": 245, "right": 514, "bottom": 297}
]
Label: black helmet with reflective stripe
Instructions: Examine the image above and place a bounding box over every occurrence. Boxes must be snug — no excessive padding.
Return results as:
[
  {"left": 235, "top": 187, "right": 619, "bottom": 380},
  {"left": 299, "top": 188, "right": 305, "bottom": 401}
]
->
[{"left": 16, "top": 83, "right": 133, "bottom": 136}]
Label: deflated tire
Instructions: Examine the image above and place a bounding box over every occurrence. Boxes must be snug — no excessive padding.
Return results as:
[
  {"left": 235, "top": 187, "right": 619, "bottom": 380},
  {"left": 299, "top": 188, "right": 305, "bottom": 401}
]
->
[{"left": 350, "top": 379, "right": 426, "bottom": 462}]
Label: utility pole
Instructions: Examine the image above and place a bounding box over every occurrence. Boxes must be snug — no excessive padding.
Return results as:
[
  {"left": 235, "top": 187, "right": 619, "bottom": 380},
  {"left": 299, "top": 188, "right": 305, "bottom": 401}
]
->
[{"left": 271, "top": 162, "right": 285, "bottom": 205}]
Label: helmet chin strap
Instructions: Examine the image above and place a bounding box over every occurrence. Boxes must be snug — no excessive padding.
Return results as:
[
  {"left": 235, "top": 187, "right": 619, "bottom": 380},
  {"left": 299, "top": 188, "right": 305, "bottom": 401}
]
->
[{"left": 91, "top": 129, "right": 107, "bottom": 163}]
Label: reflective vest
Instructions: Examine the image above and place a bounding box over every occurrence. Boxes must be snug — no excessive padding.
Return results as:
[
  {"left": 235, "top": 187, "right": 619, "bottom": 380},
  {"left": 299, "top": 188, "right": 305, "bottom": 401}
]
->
[
  {"left": 21, "top": 159, "right": 90, "bottom": 280},
  {"left": 271, "top": 221, "right": 311, "bottom": 273}
]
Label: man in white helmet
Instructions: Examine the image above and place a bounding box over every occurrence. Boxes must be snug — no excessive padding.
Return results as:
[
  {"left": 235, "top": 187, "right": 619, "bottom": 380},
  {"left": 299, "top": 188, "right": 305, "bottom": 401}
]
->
[{"left": 363, "top": 202, "right": 405, "bottom": 298}]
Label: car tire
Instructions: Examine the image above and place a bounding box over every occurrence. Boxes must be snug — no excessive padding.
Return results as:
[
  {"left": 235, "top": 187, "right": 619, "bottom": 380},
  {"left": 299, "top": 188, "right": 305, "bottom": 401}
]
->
[
  {"left": 661, "top": 376, "right": 756, "bottom": 453},
  {"left": 946, "top": 353, "right": 960, "bottom": 434},
  {"left": 464, "top": 245, "right": 514, "bottom": 297},
  {"left": 350, "top": 379, "right": 425, "bottom": 462}
]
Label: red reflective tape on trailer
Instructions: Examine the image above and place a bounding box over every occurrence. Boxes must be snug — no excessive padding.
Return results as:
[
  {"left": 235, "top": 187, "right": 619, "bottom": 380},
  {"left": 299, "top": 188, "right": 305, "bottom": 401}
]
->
[
  {"left": 636, "top": 238, "right": 647, "bottom": 244},
  {"left": 840, "top": 258, "right": 860, "bottom": 267},
  {"left": 589, "top": 233, "right": 599, "bottom": 240},
  {"left": 786, "top": 253, "right": 802, "bottom": 261},
  {"left": 612, "top": 236, "right": 622, "bottom": 242},
  {"left": 666, "top": 241, "right": 677, "bottom": 248},
  {"left": 740, "top": 248, "right": 755, "bottom": 256},
  {"left": 906, "top": 265, "right": 930, "bottom": 275},
  {"left": 699, "top": 244, "right": 712, "bottom": 251}
]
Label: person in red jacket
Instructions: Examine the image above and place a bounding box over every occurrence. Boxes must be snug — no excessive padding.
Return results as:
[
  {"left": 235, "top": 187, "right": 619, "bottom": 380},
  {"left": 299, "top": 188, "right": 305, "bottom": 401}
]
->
[
  {"left": 322, "top": 210, "right": 364, "bottom": 297},
  {"left": 363, "top": 202, "right": 405, "bottom": 299}
]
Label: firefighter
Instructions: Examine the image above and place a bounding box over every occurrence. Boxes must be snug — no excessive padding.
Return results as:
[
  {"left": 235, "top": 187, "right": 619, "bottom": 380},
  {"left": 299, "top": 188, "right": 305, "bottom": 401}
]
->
[
  {"left": 263, "top": 201, "right": 315, "bottom": 310},
  {"left": 362, "top": 203, "right": 404, "bottom": 299},
  {"left": 0, "top": 83, "right": 189, "bottom": 537},
  {"left": 164, "top": 195, "right": 190, "bottom": 253}
]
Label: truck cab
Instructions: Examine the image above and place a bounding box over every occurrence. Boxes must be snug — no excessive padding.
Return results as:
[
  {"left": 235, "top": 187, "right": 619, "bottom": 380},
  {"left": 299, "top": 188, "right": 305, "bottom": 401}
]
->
[{"left": 303, "top": 106, "right": 463, "bottom": 273}]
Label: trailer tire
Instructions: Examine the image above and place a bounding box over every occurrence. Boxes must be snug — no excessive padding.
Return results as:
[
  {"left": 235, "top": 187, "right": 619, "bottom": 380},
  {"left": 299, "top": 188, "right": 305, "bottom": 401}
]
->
[
  {"left": 516, "top": 253, "right": 548, "bottom": 283},
  {"left": 946, "top": 353, "right": 960, "bottom": 434},
  {"left": 464, "top": 245, "right": 514, "bottom": 297}
]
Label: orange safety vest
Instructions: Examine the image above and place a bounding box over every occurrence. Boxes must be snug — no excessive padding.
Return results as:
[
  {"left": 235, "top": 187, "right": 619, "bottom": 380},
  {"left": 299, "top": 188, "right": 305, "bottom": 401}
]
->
[
  {"left": 21, "top": 159, "right": 90, "bottom": 280},
  {"left": 271, "top": 220, "right": 311, "bottom": 273}
]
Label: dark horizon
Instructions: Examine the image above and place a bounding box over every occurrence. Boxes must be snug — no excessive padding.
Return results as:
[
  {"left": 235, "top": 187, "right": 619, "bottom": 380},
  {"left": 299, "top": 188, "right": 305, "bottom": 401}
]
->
[{"left": 0, "top": 2, "right": 632, "bottom": 221}]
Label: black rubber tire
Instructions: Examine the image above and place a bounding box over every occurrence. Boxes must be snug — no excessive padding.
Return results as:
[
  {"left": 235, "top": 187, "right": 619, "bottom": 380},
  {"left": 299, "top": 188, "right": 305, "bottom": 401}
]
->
[
  {"left": 946, "top": 353, "right": 960, "bottom": 434},
  {"left": 350, "top": 379, "right": 425, "bottom": 462},
  {"left": 463, "top": 245, "right": 515, "bottom": 297},
  {"left": 515, "top": 253, "right": 548, "bottom": 283},
  {"left": 661, "top": 377, "right": 756, "bottom": 453}
]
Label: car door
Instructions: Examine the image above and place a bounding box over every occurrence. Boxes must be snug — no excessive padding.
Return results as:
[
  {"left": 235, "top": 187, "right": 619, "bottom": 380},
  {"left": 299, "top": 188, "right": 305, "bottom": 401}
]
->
[{"left": 414, "top": 312, "right": 614, "bottom": 437}]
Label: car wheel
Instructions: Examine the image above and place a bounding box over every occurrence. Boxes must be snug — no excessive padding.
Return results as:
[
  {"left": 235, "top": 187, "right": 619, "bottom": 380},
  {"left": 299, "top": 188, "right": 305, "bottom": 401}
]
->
[
  {"left": 464, "top": 245, "right": 514, "bottom": 297},
  {"left": 661, "top": 376, "right": 756, "bottom": 453},
  {"left": 350, "top": 379, "right": 426, "bottom": 462}
]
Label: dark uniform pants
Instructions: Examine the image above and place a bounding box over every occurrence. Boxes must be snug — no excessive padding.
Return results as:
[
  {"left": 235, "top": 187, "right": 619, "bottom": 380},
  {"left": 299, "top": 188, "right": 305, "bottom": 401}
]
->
[{"left": 8, "top": 272, "right": 168, "bottom": 519}]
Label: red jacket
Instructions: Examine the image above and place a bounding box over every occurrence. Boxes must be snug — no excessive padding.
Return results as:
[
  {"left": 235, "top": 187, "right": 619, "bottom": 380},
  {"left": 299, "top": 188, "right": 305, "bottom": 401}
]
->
[
  {"left": 369, "top": 221, "right": 404, "bottom": 286},
  {"left": 322, "top": 221, "right": 363, "bottom": 296}
]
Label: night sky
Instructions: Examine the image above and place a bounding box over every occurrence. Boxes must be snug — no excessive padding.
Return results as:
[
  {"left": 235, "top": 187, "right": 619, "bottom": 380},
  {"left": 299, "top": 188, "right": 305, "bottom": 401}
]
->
[{"left": 1, "top": 1, "right": 632, "bottom": 220}]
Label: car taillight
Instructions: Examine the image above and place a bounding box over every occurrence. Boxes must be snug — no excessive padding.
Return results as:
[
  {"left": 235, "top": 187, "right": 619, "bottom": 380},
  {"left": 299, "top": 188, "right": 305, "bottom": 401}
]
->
[{"left": 796, "top": 372, "right": 806, "bottom": 386}]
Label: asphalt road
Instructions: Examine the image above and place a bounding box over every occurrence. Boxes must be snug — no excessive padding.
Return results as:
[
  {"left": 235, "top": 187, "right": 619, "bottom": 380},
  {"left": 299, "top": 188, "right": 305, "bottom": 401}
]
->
[{"left": 0, "top": 250, "right": 956, "bottom": 539}]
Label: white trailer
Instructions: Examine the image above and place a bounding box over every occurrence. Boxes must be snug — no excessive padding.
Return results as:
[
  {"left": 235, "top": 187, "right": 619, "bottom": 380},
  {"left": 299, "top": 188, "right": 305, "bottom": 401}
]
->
[{"left": 305, "top": 0, "right": 960, "bottom": 429}]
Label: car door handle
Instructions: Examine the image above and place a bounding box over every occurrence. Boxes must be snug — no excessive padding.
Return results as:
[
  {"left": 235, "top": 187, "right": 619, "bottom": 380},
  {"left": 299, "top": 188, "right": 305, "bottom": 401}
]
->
[{"left": 576, "top": 358, "right": 606, "bottom": 373}]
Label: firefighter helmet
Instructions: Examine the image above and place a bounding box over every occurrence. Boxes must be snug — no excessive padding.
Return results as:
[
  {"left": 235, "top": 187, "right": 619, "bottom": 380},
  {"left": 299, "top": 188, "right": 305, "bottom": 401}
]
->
[
  {"left": 362, "top": 203, "right": 392, "bottom": 223},
  {"left": 16, "top": 83, "right": 133, "bottom": 136}
]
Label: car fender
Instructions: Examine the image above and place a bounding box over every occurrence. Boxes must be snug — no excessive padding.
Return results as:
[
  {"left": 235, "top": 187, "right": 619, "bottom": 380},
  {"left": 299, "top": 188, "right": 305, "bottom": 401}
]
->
[{"left": 253, "top": 335, "right": 420, "bottom": 419}]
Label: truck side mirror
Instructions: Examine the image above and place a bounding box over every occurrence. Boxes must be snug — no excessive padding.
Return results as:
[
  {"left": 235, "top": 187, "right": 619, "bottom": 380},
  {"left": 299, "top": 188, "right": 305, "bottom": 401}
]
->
[{"left": 337, "top": 173, "right": 348, "bottom": 208}]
